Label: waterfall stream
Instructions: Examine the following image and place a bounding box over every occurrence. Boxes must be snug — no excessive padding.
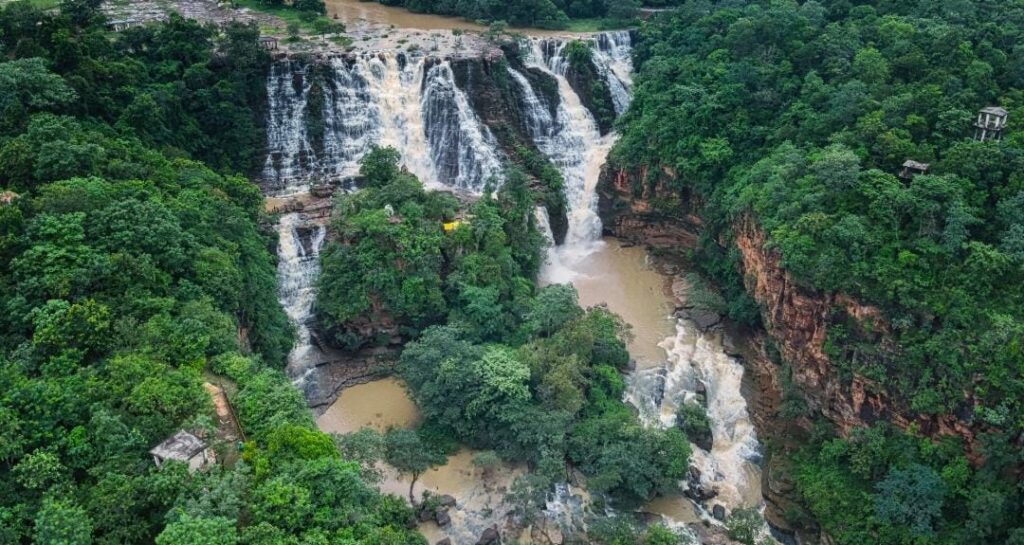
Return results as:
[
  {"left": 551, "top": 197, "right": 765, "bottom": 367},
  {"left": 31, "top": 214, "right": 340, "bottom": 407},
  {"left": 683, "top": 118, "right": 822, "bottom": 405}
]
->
[
  {"left": 263, "top": 53, "right": 503, "bottom": 195},
  {"left": 276, "top": 213, "right": 327, "bottom": 385},
  {"left": 267, "top": 29, "right": 768, "bottom": 542}
]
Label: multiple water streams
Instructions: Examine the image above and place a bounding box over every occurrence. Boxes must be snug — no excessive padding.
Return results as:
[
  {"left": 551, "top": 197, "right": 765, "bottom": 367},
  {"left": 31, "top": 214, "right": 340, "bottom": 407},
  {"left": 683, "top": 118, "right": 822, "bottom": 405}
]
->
[{"left": 267, "top": 13, "right": 768, "bottom": 542}]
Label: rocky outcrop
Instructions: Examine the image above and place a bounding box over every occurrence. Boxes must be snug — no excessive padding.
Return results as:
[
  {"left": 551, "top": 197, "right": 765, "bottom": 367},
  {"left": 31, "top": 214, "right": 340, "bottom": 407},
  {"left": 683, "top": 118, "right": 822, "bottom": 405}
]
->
[
  {"left": 450, "top": 49, "right": 569, "bottom": 244},
  {"left": 597, "top": 165, "right": 701, "bottom": 252},
  {"left": 733, "top": 216, "right": 987, "bottom": 457},
  {"left": 562, "top": 58, "right": 615, "bottom": 135}
]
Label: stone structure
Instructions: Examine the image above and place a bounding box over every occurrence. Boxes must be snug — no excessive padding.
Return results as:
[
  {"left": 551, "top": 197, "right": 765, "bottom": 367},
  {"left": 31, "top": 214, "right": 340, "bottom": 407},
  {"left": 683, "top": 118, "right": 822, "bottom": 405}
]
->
[
  {"left": 898, "top": 159, "right": 929, "bottom": 180},
  {"left": 107, "top": 19, "right": 142, "bottom": 32},
  {"left": 259, "top": 36, "right": 280, "bottom": 51},
  {"left": 149, "top": 430, "right": 212, "bottom": 472},
  {"left": 974, "top": 106, "right": 1008, "bottom": 141}
]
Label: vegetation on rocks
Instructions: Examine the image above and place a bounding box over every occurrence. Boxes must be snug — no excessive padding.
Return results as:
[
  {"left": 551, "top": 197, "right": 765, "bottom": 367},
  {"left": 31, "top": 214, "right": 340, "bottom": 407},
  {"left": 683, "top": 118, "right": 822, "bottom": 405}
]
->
[
  {"left": 614, "top": 0, "right": 1024, "bottom": 542},
  {"left": 0, "top": 2, "right": 425, "bottom": 543}
]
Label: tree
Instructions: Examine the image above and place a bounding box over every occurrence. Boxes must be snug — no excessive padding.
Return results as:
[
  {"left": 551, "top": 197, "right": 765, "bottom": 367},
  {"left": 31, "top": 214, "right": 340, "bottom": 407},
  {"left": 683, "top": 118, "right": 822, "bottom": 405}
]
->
[
  {"left": 874, "top": 464, "right": 946, "bottom": 538},
  {"left": 383, "top": 429, "right": 445, "bottom": 505},
  {"left": 34, "top": 496, "right": 93, "bottom": 545},
  {"left": 359, "top": 145, "right": 403, "bottom": 187},
  {"left": 156, "top": 515, "right": 238, "bottom": 545}
]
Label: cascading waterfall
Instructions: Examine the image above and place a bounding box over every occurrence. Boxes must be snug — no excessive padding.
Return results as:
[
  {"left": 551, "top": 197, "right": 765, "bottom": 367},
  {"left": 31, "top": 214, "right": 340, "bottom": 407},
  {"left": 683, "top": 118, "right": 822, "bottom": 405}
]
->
[
  {"left": 626, "top": 320, "right": 764, "bottom": 515},
  {"left": 520, "top": 31, "right": 769, "bottom": 533},
  {"left": 262, "top": 53, "right": 504, "bottom": 195},
  {"left": 276, "top": 213, "right": 327, "bottom": 385},
  {"left": 263, "top": 60, "right": 316, "bottom": 195},
  {"left": 264, "top": 29, "right": 769, "bottom": 539},
  {"left": 422, "top": 61, "right": 505, "bottom": 191},
  {"left": 519, "top": 36, "right": 622, "bottom": 257},
  {"left": 594, "top": 30, "right": 634, "bottom": 115}
]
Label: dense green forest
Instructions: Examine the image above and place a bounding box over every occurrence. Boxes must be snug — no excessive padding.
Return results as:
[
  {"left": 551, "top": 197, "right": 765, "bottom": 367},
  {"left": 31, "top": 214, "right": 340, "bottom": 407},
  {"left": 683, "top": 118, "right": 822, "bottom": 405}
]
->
[
  {"left": 0, "top": 2, "right": 426, "bottom": 544},
  {"left": 614, "top": 0, "right": 1024, "bottom": 543},
  {"left": 316, "top": 147, "right": 690, "bottom": 510}
]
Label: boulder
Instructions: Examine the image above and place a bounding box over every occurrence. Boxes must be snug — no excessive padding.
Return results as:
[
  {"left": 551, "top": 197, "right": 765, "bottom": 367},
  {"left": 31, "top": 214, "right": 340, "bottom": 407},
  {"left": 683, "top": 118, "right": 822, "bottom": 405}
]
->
[
  {"left": 438, "top": 494, "right": 457, "bottom": 508},
  {"left": 476, "top": 526, "right": 500, "bottom": 545},
  {"left": 683, "top": 466, "right": 718, "bottom": 503},
  {"left": 435, "top": 539, "right": 452, "bottom": 545},
  {"left": 712, "top": 504, "right": 727, "bottom": 521},
  {"left": 435, "top": 509, "right": 451, "bottom": 527}
]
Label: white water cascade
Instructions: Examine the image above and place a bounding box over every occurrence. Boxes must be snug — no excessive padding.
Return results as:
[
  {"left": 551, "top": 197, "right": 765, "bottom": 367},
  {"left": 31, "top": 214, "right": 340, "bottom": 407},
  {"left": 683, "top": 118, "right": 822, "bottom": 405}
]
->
[
  {"left": 522, "top": 31, "right": 770, "bottom": 533},
  {"left": 626, "top": 320, "right": 765, "bottom": 515},
  {"left": 517, "top": 32, "right": 633, "bottom": 282},
  {"left": 276, "top": 213, "right": 327, "bottom": 384},
  {"left": 262, "top": 53, "right": 504, "bottom": 195}
]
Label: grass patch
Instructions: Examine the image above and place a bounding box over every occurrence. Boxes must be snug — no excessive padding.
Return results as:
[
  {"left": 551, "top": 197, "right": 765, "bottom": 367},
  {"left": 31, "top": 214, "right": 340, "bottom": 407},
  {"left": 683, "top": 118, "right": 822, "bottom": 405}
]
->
[
  {"left": 564, "top": 17, "right": 635, "bottom": 32},
  {"left": 233, "top": 0, "right": 344, "bottom": 35},
  {"left": 0, "top": 0, "right": 61, "bottom": 9}
]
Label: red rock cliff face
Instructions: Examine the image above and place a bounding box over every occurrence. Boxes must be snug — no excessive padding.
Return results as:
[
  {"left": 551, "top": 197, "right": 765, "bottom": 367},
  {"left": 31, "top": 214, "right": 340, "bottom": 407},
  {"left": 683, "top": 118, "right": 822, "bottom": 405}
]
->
[
  {"left": 733, "top": 216, "right": 986, "bottom": 456},
  {"left": 600, "top": 164, "right": 986, "bottom": 456},
  {"left": 597, "top": 166, "right": 701, "bottom": 251}
]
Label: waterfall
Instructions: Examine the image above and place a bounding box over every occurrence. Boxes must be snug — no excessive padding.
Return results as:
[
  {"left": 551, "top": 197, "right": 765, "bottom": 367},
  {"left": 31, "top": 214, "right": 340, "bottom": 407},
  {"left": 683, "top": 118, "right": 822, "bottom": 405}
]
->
[
  {"left": 626, "top": 320, "right": 763, "bottom": 516},
  {"left": 422, "top": 61, "right": 505, "bottom": 192},
  {"left": 276, "top": 213, "right": 327, "bottom": 385},
  {"left": 594, "top": 30, "right": 634, "bottom": 115},
  {"left": 519, "top": 33, "right": 632, "bottom": 279},
  {"left": 262, "top": 53, "right": 504, "bottom": 195},
  {"left": 263, "top": 60, "right": 316, "bottom": 195}
]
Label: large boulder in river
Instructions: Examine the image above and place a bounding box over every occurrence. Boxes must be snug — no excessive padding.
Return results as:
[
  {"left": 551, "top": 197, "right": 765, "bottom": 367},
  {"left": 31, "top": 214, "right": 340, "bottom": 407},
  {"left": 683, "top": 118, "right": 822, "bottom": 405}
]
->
[
  {"left": 438, "top": 494, "right": 457, "bottom": 508},
  {"left": 435, "top": 509, "right": 451, "bottom": 527},
  {"left": 712, "top": 504, "right": 727, "bottom": 521},
  {"left": 476, "top": 526, "right": 500, "bottom": 545},
  {"left": 435, "top": 539, "right": 452, "bottom": 545}
]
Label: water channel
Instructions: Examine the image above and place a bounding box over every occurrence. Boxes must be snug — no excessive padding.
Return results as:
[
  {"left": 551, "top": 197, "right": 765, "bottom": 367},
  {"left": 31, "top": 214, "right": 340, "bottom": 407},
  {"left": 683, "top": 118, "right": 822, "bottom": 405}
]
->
[{"left": 267, "top": 5, "right": 768, "bottom": 542}]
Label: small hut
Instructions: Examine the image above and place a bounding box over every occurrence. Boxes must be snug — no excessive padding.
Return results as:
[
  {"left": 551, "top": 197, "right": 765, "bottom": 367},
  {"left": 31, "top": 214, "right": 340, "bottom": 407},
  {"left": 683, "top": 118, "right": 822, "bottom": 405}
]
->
[
  {"left": 107, "top": 19, "right": 140, "bottom": 32},
  {"left": 899, "top": 160, "right": 930, "bottom": 180},
  {"left": 974, "top": 106, "right": 1009, "bottom": 142},
  {"left": 258, "top": 36, "right": 280, "bottom": 51},
  {"left": 150, "top": 431, "right": 212, "bottom": 472}
]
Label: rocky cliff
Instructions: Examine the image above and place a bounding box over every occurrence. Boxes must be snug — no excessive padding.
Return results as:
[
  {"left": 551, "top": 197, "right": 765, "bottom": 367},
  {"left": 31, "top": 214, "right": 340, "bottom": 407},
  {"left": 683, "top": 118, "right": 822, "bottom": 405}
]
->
[
  {"left": 599, "top": 164, "right": 987, "bottom": 452},
  {"left": 732, "top": 215, "right": 990, "bottom": 458},
  {"left": 598, "top": 163, "right": 996, "bottom": 542}
]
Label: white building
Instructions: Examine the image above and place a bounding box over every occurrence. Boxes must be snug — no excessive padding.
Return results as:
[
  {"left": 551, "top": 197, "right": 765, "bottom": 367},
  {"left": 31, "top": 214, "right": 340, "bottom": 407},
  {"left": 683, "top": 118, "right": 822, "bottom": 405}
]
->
[{"left": 149, "top": 430, "right": 213, "bottom": 472}]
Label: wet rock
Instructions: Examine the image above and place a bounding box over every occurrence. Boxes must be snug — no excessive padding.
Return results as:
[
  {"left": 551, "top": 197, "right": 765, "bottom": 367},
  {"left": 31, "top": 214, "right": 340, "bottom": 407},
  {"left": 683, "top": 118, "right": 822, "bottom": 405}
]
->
[
  {"left": 722, "top": 334, "right": 742, "bottom": 357},
  {"left": 683, "top": 466, "right": 718, "bottom": 503},
  {"left": 435, "top": 509, "right": 451, "bottom": 527},
  {"left": 435, "top": 539, "right": 452, "bottom": 545},
  {"left": 438, "top": 494, "right": 457, "bottom": 508},
  {"left": 691, "top": 310, "right": 721, "bottom": 331},
  {"left": 694, "top": 380, "right": 708, "bottom": 407},
  {"left": 712, "top": 504, "right": 727, "bottom": 521},
  {"left": 476, "top": 526, "right": 500, "bottom": 545},
  {"left": 418, "top": 508, "right": 434, "bottom": 523}
]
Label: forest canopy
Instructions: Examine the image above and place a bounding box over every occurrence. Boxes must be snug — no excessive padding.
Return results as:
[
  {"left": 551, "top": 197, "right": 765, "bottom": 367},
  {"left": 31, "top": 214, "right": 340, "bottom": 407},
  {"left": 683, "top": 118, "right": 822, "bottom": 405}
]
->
[
  {"left": 613, "top": 1, "right": 1024, "bottom": 543},
  {"left": 0, "top": 2, "right": 425, "bottom": 544}
]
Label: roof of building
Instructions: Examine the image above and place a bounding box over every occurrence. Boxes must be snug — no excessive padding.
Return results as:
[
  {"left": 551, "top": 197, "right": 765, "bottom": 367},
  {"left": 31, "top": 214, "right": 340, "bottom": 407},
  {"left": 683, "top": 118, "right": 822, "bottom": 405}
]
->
[
  {"left": 980, "top": 106, "right": 1009, "bottom": 117},
  {"left": 149, "top": 430, "right": 207, "bottom": 461},
  {"left": 902, "top": 160, "right": 930, "bottom": 171}
]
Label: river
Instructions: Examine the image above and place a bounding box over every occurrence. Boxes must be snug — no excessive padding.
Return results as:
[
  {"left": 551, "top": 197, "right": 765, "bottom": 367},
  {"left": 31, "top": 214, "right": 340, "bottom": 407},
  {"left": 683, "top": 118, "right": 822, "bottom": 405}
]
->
[{"left": 265, "top": 15, "right": 769, "bottom": 542}]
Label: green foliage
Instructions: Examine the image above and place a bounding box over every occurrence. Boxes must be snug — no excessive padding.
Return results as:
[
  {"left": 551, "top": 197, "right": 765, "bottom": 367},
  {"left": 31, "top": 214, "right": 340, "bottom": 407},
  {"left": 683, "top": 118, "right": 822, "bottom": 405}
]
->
[
  {"left": 401, "top": 297, "right": 685, "bottom": 507},
  {"left": 316, "top": 147, "right": 545, "bottom": 348},
  {"left": 617, "top": 1, "right": 1024, "bottom": 540},
  {"left": 675, "top": 402, "right": 711, "bottom": 448},
  {"left": 0, "top": 6, "right": 421, "bottom": 545}
]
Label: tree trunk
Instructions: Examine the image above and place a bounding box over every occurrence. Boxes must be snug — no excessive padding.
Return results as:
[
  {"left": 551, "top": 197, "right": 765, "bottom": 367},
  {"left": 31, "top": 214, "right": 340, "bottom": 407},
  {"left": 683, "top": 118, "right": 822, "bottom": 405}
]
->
[{"left": 409, "top": 472, "right": 419, "bottom": 507}]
